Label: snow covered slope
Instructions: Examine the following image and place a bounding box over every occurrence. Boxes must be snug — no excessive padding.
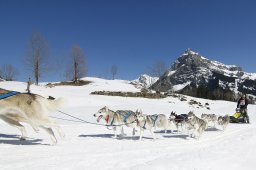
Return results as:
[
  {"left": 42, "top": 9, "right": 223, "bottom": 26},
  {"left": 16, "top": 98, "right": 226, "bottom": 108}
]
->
[{"left": 0, "top": 78, "right": 256, "bottom": 170}]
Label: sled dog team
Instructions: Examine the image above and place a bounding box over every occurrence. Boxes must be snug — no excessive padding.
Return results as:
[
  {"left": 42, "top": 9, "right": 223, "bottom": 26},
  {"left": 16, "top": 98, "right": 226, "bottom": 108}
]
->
[
  {"left": 0, "top": 90, "right": 230, "bottom": 145},
  {"left": 94, "top": 106, "right": 230, "bottom": 141}
]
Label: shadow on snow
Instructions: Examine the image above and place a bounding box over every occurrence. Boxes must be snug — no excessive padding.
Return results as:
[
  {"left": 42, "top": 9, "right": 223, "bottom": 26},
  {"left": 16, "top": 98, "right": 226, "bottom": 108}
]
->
[
  {"left": 0, "top": 133, "right": 47, "bottom": 145},
  {"left": 79, "top": 134, "right": 155, "bottom": 140},
  {"left": 205, "top": 127, "right": 222, "bottom": 132},
  {"left": 162, "top": 134, "right": 190, "bottom": 139}
]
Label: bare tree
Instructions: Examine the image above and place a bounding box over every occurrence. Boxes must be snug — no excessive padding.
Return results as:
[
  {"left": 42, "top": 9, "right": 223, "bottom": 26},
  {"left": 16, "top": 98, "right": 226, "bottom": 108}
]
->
[
  {"left": 146, "top": 60, "right": 166, "bottom": 77},
  {"left": 68, "top": 44, "right": 87, "bottom": 83},
  {"left": 145, "top": 60, "right": 167, "bottom": 90},
  {"left": 0, "top": 64, "right": 18, "bottom": 81},
  {"left": 111, "top": 65, "right": 118, "bottom": 80},
  {"left": 25, "top": 32, "right": 49, "bottom": 85},
  {"left": 0, "top": 68, "right": 2, "bottom": 80}
]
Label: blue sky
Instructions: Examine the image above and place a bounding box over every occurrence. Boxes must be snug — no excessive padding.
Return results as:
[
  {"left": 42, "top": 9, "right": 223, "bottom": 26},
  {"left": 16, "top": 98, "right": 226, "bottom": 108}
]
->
[{"left": 0, "top": 0, "right": 256, "bottom": 81}]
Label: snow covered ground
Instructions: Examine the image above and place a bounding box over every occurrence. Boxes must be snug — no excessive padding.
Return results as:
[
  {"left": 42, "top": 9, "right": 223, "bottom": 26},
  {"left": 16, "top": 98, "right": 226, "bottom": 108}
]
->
[{"left": 0, "top": 77, "right": 256, "bottom": 170}]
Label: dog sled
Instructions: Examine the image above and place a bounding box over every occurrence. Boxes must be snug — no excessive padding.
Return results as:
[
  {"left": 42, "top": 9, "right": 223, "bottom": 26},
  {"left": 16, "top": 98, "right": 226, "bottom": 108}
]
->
[{"left": 229, "top": 108, "right": 248, "bottom": 123}]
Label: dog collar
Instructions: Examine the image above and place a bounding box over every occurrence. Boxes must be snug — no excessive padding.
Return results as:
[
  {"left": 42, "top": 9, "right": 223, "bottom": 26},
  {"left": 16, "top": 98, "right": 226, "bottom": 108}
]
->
[{"left": 105, "top": 115, "right": 110, "bottom": 123}]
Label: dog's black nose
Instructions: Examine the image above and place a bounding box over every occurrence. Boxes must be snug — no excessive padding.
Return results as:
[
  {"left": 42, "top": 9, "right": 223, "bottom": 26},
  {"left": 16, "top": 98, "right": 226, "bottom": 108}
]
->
[
  {"left": 48, "top": 96, "right": 55, "bottom": 100},
  {"left": 93, "top": 114, "right": 96, "bottom": 117}
]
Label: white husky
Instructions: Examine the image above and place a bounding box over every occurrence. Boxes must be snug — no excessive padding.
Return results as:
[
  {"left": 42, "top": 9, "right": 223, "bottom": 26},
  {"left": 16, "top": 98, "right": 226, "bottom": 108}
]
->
[
  {"left": 0, "top": 92, "right": 65, "bottom": 144},
  {"left": 135, "top": 110, "right": 169, "bottom": 141},
  {"left": 201, "top": 113, "right": 217, "bottom": 127},
  {"left": 186, "top": 111, "right": 208, "bottom": 139},
  {"left": 217, "top": 115, "right": 230, "bottom": 131},
  {"left": 93, "top": 106, "right": 137, "bottom": 138}
]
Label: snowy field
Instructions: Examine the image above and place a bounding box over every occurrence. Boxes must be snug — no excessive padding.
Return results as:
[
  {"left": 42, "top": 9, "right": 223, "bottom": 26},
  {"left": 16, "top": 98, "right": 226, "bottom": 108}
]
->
[{"left": 0, "top": 78, "right": 256, "bottom": 170}]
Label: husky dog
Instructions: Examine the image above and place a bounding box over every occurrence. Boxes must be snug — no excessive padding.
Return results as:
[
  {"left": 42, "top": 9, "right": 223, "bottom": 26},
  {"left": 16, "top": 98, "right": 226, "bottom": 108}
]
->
[
  {"left": 217, "top": 115, "right": 230, "bottom": 131},
  {"left": 0, "top": 93, "right": 65, "bottom": 144},
  {"left": 135, "top": 111, "right": 168, "bottom": 141},
  {"left": 201, "top": 113, "right": 217, "bottom": 127},
  {"left": 169, "top": 111, "right": 188, "bottom": 133},
  {"left": 93, "top": 106, "right": 137, "bottom": 138},
  {"left": 186, "top": 111, "right": 207, "bottom": 139}
]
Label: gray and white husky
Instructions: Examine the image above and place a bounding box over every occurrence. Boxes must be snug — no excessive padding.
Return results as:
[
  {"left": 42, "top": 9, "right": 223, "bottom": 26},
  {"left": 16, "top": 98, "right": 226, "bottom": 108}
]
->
[
  {"left": 201, "top": 113, "right": 217, "bottom": 127},
  {"left": 93, "top": 106, "right": 137, "bottom": 138},
  {"left": 0, "top": 93, "right": 65, "bottom": 144},
  {"left": 217, "top": 115, "right": 230, "bottom": 131},
  {"left": 135, "top": 110, "right": 169, "bottom": 141},
  {"left": 186, "top": 111, "right": 208, "bottom": 139}
]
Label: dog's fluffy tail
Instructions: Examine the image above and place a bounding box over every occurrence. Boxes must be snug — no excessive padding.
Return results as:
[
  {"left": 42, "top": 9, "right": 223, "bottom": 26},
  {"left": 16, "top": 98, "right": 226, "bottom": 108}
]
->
[{"left": 44, "top": 97, "right": 66, "bottom": 111}]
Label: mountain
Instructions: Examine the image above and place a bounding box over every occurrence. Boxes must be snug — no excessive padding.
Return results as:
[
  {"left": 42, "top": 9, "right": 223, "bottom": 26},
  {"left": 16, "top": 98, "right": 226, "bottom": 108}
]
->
[
  {"left": 130, "top": 74, "right": 159, "bottom": 89},
  {"left": 151, "top": 49, "right": 256, "bottom": 100}
]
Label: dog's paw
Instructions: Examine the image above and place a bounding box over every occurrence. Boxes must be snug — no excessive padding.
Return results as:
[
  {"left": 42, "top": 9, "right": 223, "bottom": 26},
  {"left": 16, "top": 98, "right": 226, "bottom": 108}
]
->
[{"left": 20, "top": 137, "right": 26, "bottom": 141}]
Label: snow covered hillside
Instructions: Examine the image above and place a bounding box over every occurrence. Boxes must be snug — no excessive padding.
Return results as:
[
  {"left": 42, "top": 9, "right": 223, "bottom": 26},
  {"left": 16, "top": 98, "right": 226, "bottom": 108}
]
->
[{"left": 0, "top": 77, "right": 256, "bottom": 170}]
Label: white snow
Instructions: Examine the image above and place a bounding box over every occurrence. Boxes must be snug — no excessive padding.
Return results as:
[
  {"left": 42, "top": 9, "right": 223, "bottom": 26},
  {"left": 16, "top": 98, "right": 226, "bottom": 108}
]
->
[
  {"left": 208, "top": 58, "right": 256, "bottom": 81},
  {"left": 241, "top": 72, "right": 256, "bottom": 80},
  {"left": 210, "top": 60, "right": 240, "bottom": 77},
  {"left": 200, "top": 56, "right": 207, "bottom": 60},
  {"left": 183, "top": 49, "right": 199, "bottom": 56},
  {"left": 0, "top": 78, "right": 256, "bottom": 170},
  {"left": 172, "top": 81, "right": 191, "bottom": 91},
  {"left": 166, "top": 70, "right": 176, "bottom": 77}
]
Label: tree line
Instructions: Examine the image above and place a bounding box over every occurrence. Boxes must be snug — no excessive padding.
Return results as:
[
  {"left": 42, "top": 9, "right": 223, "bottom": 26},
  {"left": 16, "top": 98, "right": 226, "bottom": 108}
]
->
[
  {"left": 0, "top": 32, "right": 122, "bottom": 84},
  {"left": 180, "top": 85, "right": 255, "bottom": 103},
  {"left": 0, "top": 32, "right": 87, "bottom": 84},
  {"left": 1, "top": 31, "right": 167, "bottom": 85}
]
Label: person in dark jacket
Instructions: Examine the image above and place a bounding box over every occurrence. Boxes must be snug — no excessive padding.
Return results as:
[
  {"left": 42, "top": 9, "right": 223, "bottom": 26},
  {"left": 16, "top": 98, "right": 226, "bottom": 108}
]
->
[{"left": 237, "top": 94, "right": 249, "bottom": 123}]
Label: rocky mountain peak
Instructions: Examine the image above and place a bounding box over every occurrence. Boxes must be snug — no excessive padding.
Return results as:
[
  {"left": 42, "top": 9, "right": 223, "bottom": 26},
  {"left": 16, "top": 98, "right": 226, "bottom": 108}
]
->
[
  {"left": 171, "top": 49, "right": 210, "bottom": 71},
  {"left": 151, "top": 49, "right": 256, "bottom": 99}
]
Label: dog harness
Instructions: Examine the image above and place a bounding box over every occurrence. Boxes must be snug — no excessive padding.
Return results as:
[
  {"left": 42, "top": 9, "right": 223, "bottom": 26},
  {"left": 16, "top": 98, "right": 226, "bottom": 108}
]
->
[
  {"left": 151, "top": 114, "right": 159, "bottom": 127},
  {"left": 174, "top": 114, "right": 187, "bottom": 123},
  {"left": 142, "top": 117, "right": 147, "bottom": 129},
  {"left": 0, "top": 91, "right": 19, "bottom": 100},
  {"left": 142, "top": 114, "right": 159, "bottom": 129},
  {"left": 116, "top": 110, "right": 134, "bottom": 123},
  {"left": 107, "top": 113, "right": 116, "bottom": 126}
]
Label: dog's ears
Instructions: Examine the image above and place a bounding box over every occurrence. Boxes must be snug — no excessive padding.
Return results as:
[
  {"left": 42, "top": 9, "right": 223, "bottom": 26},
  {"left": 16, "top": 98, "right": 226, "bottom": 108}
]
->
[
  {"left": 171, "top": 111, "right": 176, "bottom": 115},
  {"left": 188, "top": 111, "right": 194, "bottom": 114},
  {"left": 103, "top": 106, "right": 108, "bottom": 112}
]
